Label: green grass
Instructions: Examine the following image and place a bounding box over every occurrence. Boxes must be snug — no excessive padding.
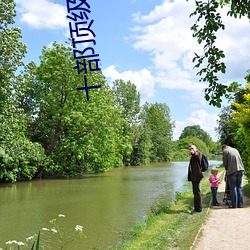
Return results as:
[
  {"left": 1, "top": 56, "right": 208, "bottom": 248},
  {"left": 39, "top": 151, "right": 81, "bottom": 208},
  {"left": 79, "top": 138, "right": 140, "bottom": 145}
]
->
[{"left": 110, "top": 170, "right": 225, "bottom": 250}]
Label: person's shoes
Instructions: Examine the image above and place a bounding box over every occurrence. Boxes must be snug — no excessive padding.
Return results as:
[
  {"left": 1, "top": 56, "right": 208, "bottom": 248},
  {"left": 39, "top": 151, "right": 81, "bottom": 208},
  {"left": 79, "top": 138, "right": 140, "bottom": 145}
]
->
[
  {"left": 238, "top": 205, "right": 243, "bottom": 208},
  {"left": 228, "top": 205, "right": 236, "bottom": 208},
  {"left": 212, "top": 203, "right": 220, "bottom": 206},
  {"left": 190, "top": 209, "right": 201, "bottom": 214}
]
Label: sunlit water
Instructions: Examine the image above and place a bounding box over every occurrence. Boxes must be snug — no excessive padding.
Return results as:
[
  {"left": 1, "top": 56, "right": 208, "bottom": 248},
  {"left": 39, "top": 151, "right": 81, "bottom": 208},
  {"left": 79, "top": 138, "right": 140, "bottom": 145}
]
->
[{"left": 0, "top": 160, "right": 221, "bottom": 249}]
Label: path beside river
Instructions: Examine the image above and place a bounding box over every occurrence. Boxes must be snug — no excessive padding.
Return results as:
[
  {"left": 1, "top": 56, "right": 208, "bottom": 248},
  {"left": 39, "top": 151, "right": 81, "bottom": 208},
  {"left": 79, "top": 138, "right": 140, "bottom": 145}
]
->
[{"left": 192, "top": 175, "right": 250, "bottom": 250}]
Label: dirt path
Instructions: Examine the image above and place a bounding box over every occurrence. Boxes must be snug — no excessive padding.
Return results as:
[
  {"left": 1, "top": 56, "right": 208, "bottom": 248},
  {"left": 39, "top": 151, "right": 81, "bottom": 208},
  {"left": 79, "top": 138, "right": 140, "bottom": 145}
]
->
[{"left": 192, "top": 174, "right": 250, "bottom": 250}]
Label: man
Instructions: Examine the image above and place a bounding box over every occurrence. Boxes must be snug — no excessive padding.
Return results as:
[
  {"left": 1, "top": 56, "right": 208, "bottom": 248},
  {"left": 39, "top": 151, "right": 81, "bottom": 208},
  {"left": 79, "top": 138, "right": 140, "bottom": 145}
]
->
[
  {"left": 188, "top": 143, "right": 204, "bottom": 214},
  {"left": 222, "top": 144, "right": 244, "bottom": 208}
]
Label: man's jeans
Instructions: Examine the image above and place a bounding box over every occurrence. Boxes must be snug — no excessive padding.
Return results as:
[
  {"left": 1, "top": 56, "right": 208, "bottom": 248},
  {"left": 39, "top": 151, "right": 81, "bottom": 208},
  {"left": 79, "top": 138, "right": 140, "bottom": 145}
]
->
[{"left": 228, "top": 170, "right": 244, "bottom": 208}]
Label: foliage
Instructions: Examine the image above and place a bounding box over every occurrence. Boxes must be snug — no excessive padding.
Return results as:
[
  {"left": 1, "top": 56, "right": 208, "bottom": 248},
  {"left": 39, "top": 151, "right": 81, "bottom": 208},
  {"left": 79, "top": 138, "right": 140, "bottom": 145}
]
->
[
  {"left": 140, "top": 102, "right": 174, "bottom": 162},
  {"left": 171, "top": 148, "right": 190, "bottom": 161},
  {"left": 209, "top": 141, "right": 222, "bottom": 154},
  {"left": 23, "top": 41, "right": 127, "bottom": 175},
  {"left": 216, "top": 106, "right": 240, "bottom": 147},
  {"left": 179, "top": 125, "right": 212, "bottom": 146},
  {"left": 0, "top": 0, "right": 27, "bottom": 108},
  {"left": 129, "top": 122, "right": 153, "bottom": 165},
  {"left": 0, "top": 0, "right": 49, "bottom": 182},
  {"left": 231, "top": 82, "right": 250, "bottom": 176},
  {"left": 215, "top": 71, "right": 250, "bottom": 176},
  {"left": 189, "top": 0, "right": 250, "bottom": 107},
  {"left": 178, "top": 136, "right": 209, "bottom": 156},
  {"left": 112, "top": 79, "right": 141, "bottom": 165},
  {"left": 112, "top": 79, "right": 140, "bottom": 124}
]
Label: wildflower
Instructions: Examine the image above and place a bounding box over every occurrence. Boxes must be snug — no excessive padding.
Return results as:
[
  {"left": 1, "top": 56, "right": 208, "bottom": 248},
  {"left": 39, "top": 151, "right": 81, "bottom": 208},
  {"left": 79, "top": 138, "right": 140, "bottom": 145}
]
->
[
  {"left": 75, "top": 225, "right": 83, "bottom": 232},
  {"left": 5, "top": 240, "right": 25, "bottom": 246},
  {"left": 42, "top": 228, "right": 50, "bottom": 231},
  {"left": 6, "top": 240, "right": 17, "bottom": 245},
  {"left": 17, "top": 242, "right": 25, "bottom": 246},
  {"left": 58, "top": 214, "right": 65, "bottom": 217},
  {"left": 26, "top": 236, "right": 34, "bottom": 241},
  {"left": 51, "top": 228, "right": 58, "bottom": 233}
]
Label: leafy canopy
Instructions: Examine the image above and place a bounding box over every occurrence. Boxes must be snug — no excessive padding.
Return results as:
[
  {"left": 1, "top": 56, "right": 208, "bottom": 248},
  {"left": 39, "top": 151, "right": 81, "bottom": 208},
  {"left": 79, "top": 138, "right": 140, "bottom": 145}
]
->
[{"left": 189, "top": 0, "right": 250, "bottom": 107}]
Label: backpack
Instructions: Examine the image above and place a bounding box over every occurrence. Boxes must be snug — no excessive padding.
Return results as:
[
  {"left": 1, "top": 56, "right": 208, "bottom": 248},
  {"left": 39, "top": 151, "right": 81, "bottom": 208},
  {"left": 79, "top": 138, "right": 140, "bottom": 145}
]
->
[{"left": 200, "top": 153, "right": 209, "bottom": 172}]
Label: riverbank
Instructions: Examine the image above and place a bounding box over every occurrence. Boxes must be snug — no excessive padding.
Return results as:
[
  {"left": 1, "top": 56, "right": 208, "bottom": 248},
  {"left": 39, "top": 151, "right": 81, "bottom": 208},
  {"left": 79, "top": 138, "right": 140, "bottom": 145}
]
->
[{"left": 111, "top": 169, "right": 221, "bottom": 249}]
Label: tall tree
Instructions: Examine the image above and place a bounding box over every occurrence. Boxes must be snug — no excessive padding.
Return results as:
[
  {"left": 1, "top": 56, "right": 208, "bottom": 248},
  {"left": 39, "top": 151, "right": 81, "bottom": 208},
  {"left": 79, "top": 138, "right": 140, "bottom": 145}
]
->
[
  {"left": 140, "top": 102, "right": 174, "bottom": 162},
  {"left": 179, "top": 125, "right": 212, "bottom": 146},
  {"left": 24, "top": 41, "right": 126, "bottom": 175},
  {"left": 216, "top": 72, "right": 250, "bottom": 149},
  {"left": 112, "top": 79, "right": 140, "bottom": 165},
  {"left": 190, "top": 0, "right": 250, "bottom": 107},
  {"left": 178, "top": 136, "right": 209, "bottom": 156},
  {"left": 216, "top": 106, "right": 240, "bottom": 147},
  {"left": 0, "top": 0, "right": 26, "bottom": 108},
  {"left": 0, "top": 0, "right": 47, "bottom": 182},
  {"left": 230, "top": 73, "right": 250, "bottom": 176},
  {"left": 112, "top": 79, "right": 140, "bottom": 124}
]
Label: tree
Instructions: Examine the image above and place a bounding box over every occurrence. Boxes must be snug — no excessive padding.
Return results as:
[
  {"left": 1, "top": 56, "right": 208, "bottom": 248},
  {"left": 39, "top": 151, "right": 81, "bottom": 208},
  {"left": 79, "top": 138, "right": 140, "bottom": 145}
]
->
[
  {"left": 179, "top": 125, "right": 212, "bottom": 146},
  {"left": 0, "top": 0, "right": 26, "bottom": 109},
  {"left": 129, "top": 122, "right": 153, "bottom": 166},
  {"left": 190, "top": 0, "right": 250, "bottom": 107},
  {"left": 24, "top": 41, "right": 126, "bottom": 175},
  {"left": 178, "top": 136, "right": 209, "bottom": 156},
  {"left": 216, "top": 106, "right": 240, "bottom": 147},
  {"left": 140, "top": 102, "right": 174, "bottom": 162},
  {"left": 112, "top": 79, "right": 140, "bottom": 124},
  {"left": 216, "top": 72, "right": 250, "bottom": 150},
  {"left": 231, "top": 76, "right": 250, "bottom": 176},
  {"left": 0, "top": 0, "right": 48, "bottom": 182},
  {"left": 112, "top": 79, "right": 140, "bottom": 165}
]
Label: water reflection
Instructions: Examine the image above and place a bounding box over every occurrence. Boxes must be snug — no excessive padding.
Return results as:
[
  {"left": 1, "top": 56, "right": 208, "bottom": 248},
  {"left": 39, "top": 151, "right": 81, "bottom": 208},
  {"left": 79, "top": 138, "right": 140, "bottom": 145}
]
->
[{"left": 0, "top": 160, "right": 221, "bottom": 249}]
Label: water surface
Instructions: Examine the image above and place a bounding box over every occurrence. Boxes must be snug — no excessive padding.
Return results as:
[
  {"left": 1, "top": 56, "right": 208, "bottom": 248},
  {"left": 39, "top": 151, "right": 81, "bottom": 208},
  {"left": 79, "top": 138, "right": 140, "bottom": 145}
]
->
[{"left": 0, "top": 160, "right": 221, "bottom": 249}]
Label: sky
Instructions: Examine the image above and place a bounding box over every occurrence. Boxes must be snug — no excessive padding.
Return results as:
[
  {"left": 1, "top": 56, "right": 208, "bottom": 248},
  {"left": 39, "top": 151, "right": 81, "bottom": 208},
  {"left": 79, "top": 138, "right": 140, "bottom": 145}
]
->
[{"left": 14, "top": 0, "right": 250, "bottom": 141}]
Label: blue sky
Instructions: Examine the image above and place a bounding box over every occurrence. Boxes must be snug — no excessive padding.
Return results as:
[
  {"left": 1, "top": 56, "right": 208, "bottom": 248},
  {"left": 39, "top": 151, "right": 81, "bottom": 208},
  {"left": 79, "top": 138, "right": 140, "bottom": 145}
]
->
[{"left": 14, "top": 0, "right": 250, "bottom": 141}]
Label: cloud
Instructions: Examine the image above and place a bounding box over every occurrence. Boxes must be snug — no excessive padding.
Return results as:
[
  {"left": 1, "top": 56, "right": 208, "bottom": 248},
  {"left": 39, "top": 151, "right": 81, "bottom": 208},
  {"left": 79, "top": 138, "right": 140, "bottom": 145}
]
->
[
  {"left": 16, "top": 0, "right": 68, "bottom": 30},
  {"left": 102, "top": 0, "right": 209, "bottom": 106},
  {"left": 130, "top": 0, "right": 250, "bottom": 94},
  {"left": 131, "top": 0, "right": 198, "bottom": 86},
  {"left": 103, "top": 65, "right": 155, "bottom": 102},
  {"left": 173, "top": 110, "right": 219, "bottom": 141},
  {"left": 214, "top": 7, "right": 250, "bottom": 81}
]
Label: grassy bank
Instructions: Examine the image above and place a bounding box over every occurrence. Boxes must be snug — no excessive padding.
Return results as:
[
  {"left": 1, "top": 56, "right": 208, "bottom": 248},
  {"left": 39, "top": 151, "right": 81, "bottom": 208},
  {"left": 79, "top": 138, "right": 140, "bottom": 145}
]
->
[{"left": 110, "top": 169, "right": 225, "bottom": 250}]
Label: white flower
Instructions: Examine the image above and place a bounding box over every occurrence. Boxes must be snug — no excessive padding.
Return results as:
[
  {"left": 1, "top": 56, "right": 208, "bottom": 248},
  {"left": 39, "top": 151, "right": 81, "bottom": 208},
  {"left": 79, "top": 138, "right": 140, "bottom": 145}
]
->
[
  {"left": 26, "top": 236, "right": 34, "bottom": 241},
  {"left": 75, "top": 225, "right": 83, "bottom": 232},
  {"left": 51, "top": 228, "right": 58, "bottom": 233},
  {"left": 6, "top": 240, "right": 17, "bottom": 245},
  {"left": 5, "top": 240, "right": 24, "bottom": 246},
  {"left": 17, "top": 242, "right": 25, "bottom": 246},
  {"left": 58, "top": 214, "right": 65, "bottom": 217},
  {"left": 42, "top": 228, "right": 50, "bottom": 231}
]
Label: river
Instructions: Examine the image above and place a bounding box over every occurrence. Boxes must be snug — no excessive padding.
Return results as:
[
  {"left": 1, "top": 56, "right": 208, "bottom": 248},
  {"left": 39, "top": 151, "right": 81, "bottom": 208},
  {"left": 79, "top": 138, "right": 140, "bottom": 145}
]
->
[{"left": 0, "top": 160, "right": 222, "bottom": 249}]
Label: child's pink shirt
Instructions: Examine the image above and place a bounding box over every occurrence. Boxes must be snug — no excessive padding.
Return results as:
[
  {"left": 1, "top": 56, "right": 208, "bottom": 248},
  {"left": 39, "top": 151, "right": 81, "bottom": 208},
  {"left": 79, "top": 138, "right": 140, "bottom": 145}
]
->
[{"left": 209, "top": 175, "right": 219, "bottom": 188}]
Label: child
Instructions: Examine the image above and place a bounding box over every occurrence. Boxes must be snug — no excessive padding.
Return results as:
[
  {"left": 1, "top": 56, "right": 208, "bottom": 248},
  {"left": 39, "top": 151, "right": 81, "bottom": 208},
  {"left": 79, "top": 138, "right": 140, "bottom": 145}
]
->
[{"left": 209, "top": 168, "right": 220, "bottom": 206}]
